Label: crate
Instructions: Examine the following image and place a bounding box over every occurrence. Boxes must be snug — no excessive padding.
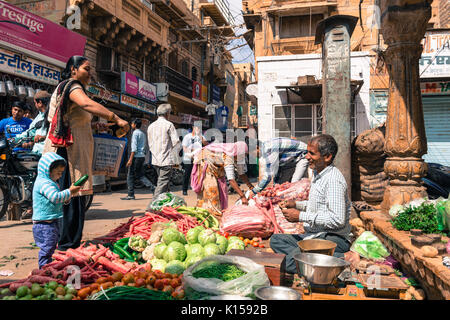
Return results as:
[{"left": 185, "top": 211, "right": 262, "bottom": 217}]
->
[{"left": 226, "top": 249, "right": 288, "bottom": 286}]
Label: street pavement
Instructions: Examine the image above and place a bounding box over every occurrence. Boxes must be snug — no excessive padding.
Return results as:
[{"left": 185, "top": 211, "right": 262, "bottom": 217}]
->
[{"left": 0, "top": 185, "right": 241, "bottom": 285}]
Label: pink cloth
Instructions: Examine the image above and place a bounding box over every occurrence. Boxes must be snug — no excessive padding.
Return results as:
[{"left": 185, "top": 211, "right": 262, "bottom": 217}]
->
[
  {"left": 191, "top": 163, "right": 208, "bottom": 194},
  {"left": 217, "top": 176, "right": 229, "bottom": 210},
  {"left": 205, "top": 141, "right": 248, "bottom": 156}
]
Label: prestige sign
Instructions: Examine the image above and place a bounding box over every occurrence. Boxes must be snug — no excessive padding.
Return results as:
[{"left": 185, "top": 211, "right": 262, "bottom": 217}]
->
[
  {"left": 121, "top": 71, "right": 157, "bottom": 102},
  {"left": 0, "top": 1, "right": 86, "bottom": 67}
]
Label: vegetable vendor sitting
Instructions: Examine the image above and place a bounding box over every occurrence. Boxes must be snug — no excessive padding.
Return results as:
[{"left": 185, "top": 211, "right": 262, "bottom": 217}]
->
[
  {"left": 270, "top": 134, "right": 355, "bottom": 274},
  {"left": 249, "top": 137, "right": 309, "bottom": 196},
  {"left": 192, "top": 141, "right": 254, "bottom": 217}
]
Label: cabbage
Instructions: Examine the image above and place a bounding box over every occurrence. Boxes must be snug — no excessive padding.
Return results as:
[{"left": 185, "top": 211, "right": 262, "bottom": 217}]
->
[
  {"left": 389, "top": 204, "right": 404, "bottom": 218},
  {"left": 153, "top": 243, "right": 167, "bottom": 259},
  {"left": 163, "top": 241, "right": 187, "bottom": 262},
  {"left": 150, "top": 258, "right": 167, "bottom": 272},
  {"left": 179, "top": 232, "right": 187, "bottom": 245},
  {"left": 198, "top": 229, "right": 217, "bottom": 246},
  {"left": 165, "top": 260, "right": 186, "bottom": 275},
  {"left": 184, "top": 255, "right": 203, "bottom": 269},
  {"left": 203, "top": 243, "right": 221, "bottom": 256},
  {"left": 226, "top": 240, "right": 245, "bottom": 252},
  {"left": 186, "top": 228, "right": 202, "bottom": 244},
  {"left": 216, "top": 235, "right": 228, "bottom": 254},
  {"left": 162, "top": 228, "right": 184, "bottom": 245},
  {"left": 187, "top": 243, "right": 204, "bottom": 257},
  {"left": 194, "top": 225, "right": 205, "bottom": 233},
  {"left": 227, "top": 236, "right": 241, "bottom": 244}
]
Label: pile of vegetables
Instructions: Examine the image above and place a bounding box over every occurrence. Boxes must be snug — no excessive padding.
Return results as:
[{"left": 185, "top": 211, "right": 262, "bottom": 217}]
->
[
  {"left": 150, "top": 192, "right": 186, "bottom": 211},
  {"left": 148, "top": 226, "right": 245, "bottom": 274},
  {"left": 176, "top": 206, "right": 220, "bottom": 230},
  {"left": 1, "top": 281, "right": 77, "bottom": 300},
  {"left": 256, "top": 180, "right": 310, "bottom": 208},
  {"left": 77, "top": 264, "right": 185, "bottom": 300},
  {"left": 192, "top": 262, "right": 246, "bottom": 282},
  {"left": 391, "top": 202, "right": 442, "bottom": 234},
  {"left": 110, "top": 237, "right": 146, "bottom": 264},
  {"left": 90, "top": 286, "right": 175, "bottom": 300}
]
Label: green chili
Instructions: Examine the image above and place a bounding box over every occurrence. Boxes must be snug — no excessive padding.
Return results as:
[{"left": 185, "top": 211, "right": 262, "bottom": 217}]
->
[{"left": 113, "top": 243, "right": 134, "bottom": 260}]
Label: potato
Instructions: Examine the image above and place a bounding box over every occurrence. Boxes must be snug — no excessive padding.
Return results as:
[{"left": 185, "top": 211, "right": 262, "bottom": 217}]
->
[
  {"left": 350, "top": 218, "right": 364, "bottom": 228},
  {"left": 414, "top": 288, "right": 426, "bottom": 300},
  {"left": 421, "top": 245, "right": 438, "bottom": 258}
]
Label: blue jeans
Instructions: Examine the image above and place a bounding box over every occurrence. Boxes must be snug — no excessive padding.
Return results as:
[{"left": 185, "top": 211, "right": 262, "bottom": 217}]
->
[
  {"left": 127, "top": 157, "right": 145, "bottom": 197},
  {"left": 32, "top": 220, "right": 61, "bottom": 269},
  {"left": 270, "top": 233, "right": 351, "bottom": 274}
]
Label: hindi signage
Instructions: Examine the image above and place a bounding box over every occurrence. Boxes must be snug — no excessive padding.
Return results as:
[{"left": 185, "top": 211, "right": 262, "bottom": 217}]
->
[
  {"left": 120, "top": 94, "right": 156, "bottom": 115},
  {"left": 0, "top": 47, "right": 61, "bottom": 85},
  {"left": 420, "top": 30, "right": 450, "bottom": 78}
]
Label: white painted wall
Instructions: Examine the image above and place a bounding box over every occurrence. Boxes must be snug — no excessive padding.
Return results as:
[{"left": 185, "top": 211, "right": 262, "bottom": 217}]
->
[{"left": 256, "top": 52, "right": 371, "bottom": 142}]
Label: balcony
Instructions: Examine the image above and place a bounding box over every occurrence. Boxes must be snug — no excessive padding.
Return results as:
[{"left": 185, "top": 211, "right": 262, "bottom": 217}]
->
[
  {"left": 199, "top": 0, "right": 235, "bottom": 26},
  {"left": 151, "top": 0, "right": 201, "bottom": 28},
  {"left": 271, "top": 36, "right": 320, "bottom": 55},
  {"left": 160, "top": 65, "right": 193, "bottom": 99},
  {"left": 264, "top": 0, "right": 337, "bottom": 16}
]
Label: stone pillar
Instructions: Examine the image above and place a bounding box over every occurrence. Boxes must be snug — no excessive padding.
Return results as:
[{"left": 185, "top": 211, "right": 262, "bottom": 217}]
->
[{"left": 379, "top": 0, "right": 432, "bottom": 211}]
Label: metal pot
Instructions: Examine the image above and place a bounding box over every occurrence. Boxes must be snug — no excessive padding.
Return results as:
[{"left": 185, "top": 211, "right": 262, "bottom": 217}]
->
[
  {"left": 254, "top": 286, "right": 302, "bottom": 300},
  {"left": 5, "top": 76, "right": 15, "bottom": 96},
  {"left": 293, "top": 252, "right": 350, "bottom": 285},
  {"left": 16, "top": 79, "right": 27, "bottom": 99},
  {"left": 0, "top": 78, "right": 6, "bottom": 96},
  {"left": 25, "top": 81, "right": 35, "bottom": 102}
]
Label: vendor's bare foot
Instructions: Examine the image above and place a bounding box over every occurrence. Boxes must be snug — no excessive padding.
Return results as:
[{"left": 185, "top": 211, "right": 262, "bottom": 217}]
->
[{"left": 344, "top": 251, "right": 360, "bottom": 267}]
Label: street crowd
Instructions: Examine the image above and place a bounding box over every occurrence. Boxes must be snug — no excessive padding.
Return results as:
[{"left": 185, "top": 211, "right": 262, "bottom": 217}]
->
[{"left": 1, "top": 55, "right": 358, "bottom": 271}]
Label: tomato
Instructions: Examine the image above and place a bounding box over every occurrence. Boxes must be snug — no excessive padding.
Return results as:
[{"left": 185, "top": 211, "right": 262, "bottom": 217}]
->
[
  {"left": 96, "top": 277, "right": 109, "bottom": 284},
  {"left": 252, "top": 242, "right": 259, "bottom": 247},
  {"left": 154, "top": 279, "right": 164, "bottom": 290},
  {"left": 135, "top": 278, "right": 146, "bottom": 288},
  {"left": 258, "top": 244, "right": 265, "bottom": 248},
  {"left": 170, "top": 278, "right": 181, "bottom": 288},
  {"left": 146, "top": 274, "right": 156, "bottom": 286},
  {"left": 162, "top": 278, "right": 171, "bottom": 286},
  {"left": 162, "top": 285, "right": 174, "bottom": 294},
  {"left": 223, "top": 232, "right": 230, "bottom": 238},
  {"left": 239, "top": 236, "right": 244, "bottom": 241}
]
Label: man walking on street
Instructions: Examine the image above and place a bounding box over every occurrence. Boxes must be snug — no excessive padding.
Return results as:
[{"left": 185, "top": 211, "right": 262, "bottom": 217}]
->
[
  {"left": 122, "top": 119, "right": 148, "bottom": 200},
  {"left": 146, "top": 104, "right": 180, "bottom": 208}
]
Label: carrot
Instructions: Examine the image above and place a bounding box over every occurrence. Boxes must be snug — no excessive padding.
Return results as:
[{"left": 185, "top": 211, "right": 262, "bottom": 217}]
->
[
  {"left": 28, "top": 275, "right": 65, "bottom": 285},
  {"left": 52, "top": 257, "right": 78, "bottom": 270},
  {"left": 66, "top": 248, "right": 90, "bottom": 263},
  {"left": 97, "top": 256, "right": 130, "bottom": 274},
  {"left": 91, "top": 247, "right": 109, "bottom": 262},
  {"left": 52, "top": 252, "right": 68, "bottom": 261}
]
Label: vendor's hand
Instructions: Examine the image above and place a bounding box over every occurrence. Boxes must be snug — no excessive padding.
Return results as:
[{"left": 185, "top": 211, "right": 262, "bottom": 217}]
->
[
  {"left": 116, "top": 118, "right": 130, "bottom": 133},
  {"left": 240, "top": 195, "right": 249, "bottom": 206},
  {"left": 279, "top": 199, "right": 296, "bottom": 209},
  {"left": 344, "top": 251, "right": 360, "bottom": 267},
  {"left": 69, "top": 184, "right": 81, "bottom": 195},
  {"left": 34, "top": 135, "right": 45, "bottom": 143},
  {"left": 22, "top": 142, "right": 34, "bottom": 149},
  {"left": 281, "top": 208, "right": 300, "bottom": 223}
]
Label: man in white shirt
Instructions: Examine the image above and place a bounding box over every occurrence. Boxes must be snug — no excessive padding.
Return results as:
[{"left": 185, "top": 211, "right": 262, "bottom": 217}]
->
[
  {"left": 181, "top": 124, "right": 207, "bottom": 195},
  {"left": 270, "top": 134, "right": 352, "bottom": 274},
  {"left": 146, "top": 104, "right": 180, "bottom": 208}
]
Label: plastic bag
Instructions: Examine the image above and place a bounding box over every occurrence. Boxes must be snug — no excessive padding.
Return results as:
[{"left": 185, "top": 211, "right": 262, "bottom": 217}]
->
[
  {"left": 436, "top": 199, "right": 450, "bottom": 232},
  {"left": 350, "top": 231, "right": 389, "bottom": 261},
  {"left": 150, "top": 192, "right": 186, "bottom": 211},
  {"left": 183, "top": 255, "right": 270, "bottom": 297}
]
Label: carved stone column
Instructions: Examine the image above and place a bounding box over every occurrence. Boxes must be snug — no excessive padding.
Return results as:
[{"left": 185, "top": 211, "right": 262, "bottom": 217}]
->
[{"left": 379, "top": 0, "right": 432, "bottom": 211}]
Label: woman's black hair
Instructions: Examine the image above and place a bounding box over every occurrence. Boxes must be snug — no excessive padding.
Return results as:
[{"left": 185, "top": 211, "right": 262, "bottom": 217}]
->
[
  {"left": 61, "top": 55, "right": 88, "bottom": 81},
  {"left": 49, "top": 159, "right": 66, "bottom": 173},
  {"left": 11, "top": 100, "right": 26, "bottom": 110}
]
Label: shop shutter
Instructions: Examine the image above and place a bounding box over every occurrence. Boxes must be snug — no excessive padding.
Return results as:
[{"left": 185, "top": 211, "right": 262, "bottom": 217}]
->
[{"left": 422, "top": 96, "right": 450, "bottom": 166}]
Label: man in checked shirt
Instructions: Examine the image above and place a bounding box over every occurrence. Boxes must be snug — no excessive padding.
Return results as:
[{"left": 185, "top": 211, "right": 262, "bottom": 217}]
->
[{"left": 270, "top": 134, "right": 353, "bottom": 274}]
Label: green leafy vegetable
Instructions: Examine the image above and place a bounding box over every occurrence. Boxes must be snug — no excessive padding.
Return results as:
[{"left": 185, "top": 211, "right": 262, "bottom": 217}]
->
[
  {"left": 192, "top": 262, "right": 246, "bottom": 282},
  {"left": 390, "top": 202, "right": 440, "bottom": 234}
]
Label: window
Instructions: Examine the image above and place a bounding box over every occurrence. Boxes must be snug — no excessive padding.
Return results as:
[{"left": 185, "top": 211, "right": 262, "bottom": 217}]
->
[
  {"left": 273, "top": 104, "right": 323, "bottom": 143},
  {"left": 280, "top": 14, "right": 323, "bottom": 38},
  {"left": 191, "top": 66, "right": 198, "bottom": 81},
  {"left": 181, "top": 60, "right": 189, "bottom": 77}
]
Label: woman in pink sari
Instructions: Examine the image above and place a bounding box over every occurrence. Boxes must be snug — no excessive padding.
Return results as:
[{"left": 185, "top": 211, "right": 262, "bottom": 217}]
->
[{"left": 192, "top": 141, "right": 254, "bottom": 217}]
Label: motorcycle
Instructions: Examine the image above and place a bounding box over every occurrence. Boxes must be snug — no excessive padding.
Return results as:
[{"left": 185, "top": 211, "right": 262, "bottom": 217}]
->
[{"left": 0, "top": 136, "right": 93, "bottom": 220}]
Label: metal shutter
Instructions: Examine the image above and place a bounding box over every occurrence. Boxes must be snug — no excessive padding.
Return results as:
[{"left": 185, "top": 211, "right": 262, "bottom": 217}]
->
[{"left": 422, "top": 96, "right": 450, "bottom": 166}]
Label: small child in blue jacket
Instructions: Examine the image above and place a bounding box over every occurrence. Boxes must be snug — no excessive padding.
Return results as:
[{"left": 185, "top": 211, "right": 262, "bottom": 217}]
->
[{"left": 32, "top": 152, "right": 80, "bottom": 268}]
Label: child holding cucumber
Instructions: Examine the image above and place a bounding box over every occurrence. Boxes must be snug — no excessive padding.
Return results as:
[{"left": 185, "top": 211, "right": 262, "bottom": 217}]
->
[{"left": 32, "top": 152, "right": 85, "bottom": 268}]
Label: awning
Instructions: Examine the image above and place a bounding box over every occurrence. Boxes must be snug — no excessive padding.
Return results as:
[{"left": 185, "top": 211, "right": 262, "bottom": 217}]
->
[
  {"left": 275, "top": 79, "right": 364, "bottom": 104},
  {"left": 168, "top": 90, "right": 207, "bottom": 111}
]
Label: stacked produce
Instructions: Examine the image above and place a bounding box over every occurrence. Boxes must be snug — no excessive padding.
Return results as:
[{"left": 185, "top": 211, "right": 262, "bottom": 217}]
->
[
  {"left": 149, "top": 192, "right": 186, "bottom": 211},
  {"left": 1, "top": 281, "right": 77, "bottom": 300},
  {"left": 220, "top": 205, "right": 278, "bottom": 239},
  {"left": 176, "top": 206, "right": 220, "bottom": 230},
  {"left": 147, "top": 226, "right": 245, "bottom": 275},
  {"left": 253, "top": 179, "right": 310, "bottom": 234}
]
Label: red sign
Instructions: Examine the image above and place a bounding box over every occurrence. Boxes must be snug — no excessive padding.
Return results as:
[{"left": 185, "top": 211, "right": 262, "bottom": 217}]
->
[{"left": 192, "top": 81, "right": 202, "bottom": 100}]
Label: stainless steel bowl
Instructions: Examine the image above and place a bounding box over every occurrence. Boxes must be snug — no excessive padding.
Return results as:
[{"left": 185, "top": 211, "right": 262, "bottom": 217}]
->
[
  {"left": 254, "top": 286, "right": 302, "bottom": 300},
  {"left": 293, "top": 252, "right": 350, "bottom": 285}
]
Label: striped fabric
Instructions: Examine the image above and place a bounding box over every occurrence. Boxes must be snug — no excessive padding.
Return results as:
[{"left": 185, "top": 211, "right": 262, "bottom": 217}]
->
[
  {"left": 38, "top": 181, "right": 71, "bottom": 204},
  {"left": 299, "top": 165, "right": 351, "bottom": 241},
  {"left": 252, "top": 138, "right": 307, "bottom": 193},
  {"left": 147, "top": 116, "right": 180, "bottom": 166}
]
